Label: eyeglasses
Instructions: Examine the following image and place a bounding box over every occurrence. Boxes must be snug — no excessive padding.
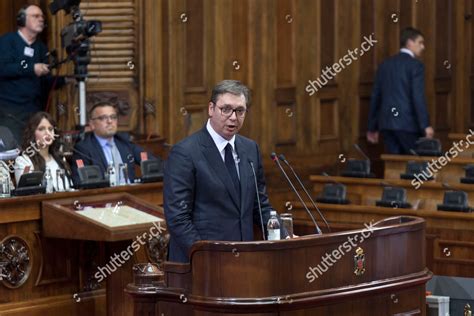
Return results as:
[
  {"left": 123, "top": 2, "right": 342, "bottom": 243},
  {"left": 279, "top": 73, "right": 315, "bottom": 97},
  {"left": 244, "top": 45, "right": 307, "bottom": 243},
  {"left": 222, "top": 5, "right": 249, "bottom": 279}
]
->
[
  {"left": 91, "top": 114, "right": 118, "bottom": 122},
  {"left": 216, "top": 106, "right": 248, "bottom": 118}
]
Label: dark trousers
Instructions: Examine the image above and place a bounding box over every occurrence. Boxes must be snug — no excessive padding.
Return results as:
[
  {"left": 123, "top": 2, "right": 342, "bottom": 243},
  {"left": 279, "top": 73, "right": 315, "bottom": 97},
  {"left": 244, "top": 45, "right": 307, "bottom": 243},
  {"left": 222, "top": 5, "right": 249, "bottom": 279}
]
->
[{"left": 381, "top": 130, "right": 421, "bottom": 155}]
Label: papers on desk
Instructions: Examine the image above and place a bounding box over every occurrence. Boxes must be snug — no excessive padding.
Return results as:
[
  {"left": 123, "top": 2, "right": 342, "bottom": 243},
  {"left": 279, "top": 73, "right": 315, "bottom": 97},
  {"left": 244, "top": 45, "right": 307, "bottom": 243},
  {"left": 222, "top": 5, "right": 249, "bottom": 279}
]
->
[
  {"left": 0, "top": 149, "right": 20, "bottom": 161},
  {"left": 76, "top": 204, "right": 162, "bottom": 227}
]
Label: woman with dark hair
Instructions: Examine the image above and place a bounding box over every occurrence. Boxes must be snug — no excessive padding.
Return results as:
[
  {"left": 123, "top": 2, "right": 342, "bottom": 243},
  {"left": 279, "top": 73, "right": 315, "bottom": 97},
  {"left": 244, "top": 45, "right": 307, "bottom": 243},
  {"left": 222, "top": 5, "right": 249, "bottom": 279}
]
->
[{"left": 14, "top": 112, "right": 71, "bottom": 191}]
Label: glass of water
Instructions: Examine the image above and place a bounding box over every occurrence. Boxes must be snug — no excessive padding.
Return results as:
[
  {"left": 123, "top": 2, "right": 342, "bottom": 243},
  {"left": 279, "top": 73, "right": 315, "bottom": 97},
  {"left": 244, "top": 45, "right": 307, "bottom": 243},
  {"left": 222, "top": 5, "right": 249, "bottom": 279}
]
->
[
  {"left": 56, "top": 169, "right": 66, "bottom": 192},
  {"left": 0, "top": 176, "right": 11, "bottom": 198},
  {"left": 118, "top": 163, "right": 129, "bottom": 185},
  {"left": 280, "top": 213, "right": 294, "bottom": 238}
]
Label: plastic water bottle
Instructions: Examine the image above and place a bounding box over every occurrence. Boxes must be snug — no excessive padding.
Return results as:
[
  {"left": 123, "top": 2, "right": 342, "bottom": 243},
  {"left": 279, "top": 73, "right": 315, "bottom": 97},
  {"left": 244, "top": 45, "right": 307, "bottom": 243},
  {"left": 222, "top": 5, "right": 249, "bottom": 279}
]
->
[
  {"left": 267, "top": 210, "right": 281, "bottom": 240},
  {"left": 107, "top": 162, "right": 117, "bottom": 187},
  {"left": 43, "top": 168, "right": 54, "bottom": 193},
  {"left": 0, "top": 177, "right": 11, "bottom": 198}
]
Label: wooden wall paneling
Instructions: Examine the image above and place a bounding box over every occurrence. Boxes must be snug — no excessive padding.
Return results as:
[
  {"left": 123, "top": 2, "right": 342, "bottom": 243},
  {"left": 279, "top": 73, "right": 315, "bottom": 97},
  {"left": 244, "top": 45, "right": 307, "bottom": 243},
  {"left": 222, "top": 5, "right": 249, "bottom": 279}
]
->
[
  {"left": 464, "top": 0, "right": 474, "bottom": 129},
  {"left": 276, "top": 0, "right": 295, "bottom": 86},
  {"left": 143, "top": 0, "right": 163, "bottom": 136},
  {"left": 184, "top": 1, "right": 204, "bottom": 91},
  {"left": 0, "top": 1, "right": 14, "bottom": 35},
  {"left": 165, "top": 0, "right": 209, "bottom": 141},
  {"left": 211, "top": 0, "right": 225, "bottom": 82},
  {"left": 455, "top": 0, "right": 468, "bottom": 133},
  {"left": 228, "top": 0, "right": 251, "bottom": 138},
  {"left": 274, "top": 87, "right": 296, "bottom": 147},
  {"left": 314, "top": 0, "right": 341, "bottom": 157},
  {"left": 247, "top": 0, "right": 276, "bottom": 152},
  {"left": 415, "top": 0, "right": 436, "bottom": 136},
  {"left": 165, "top": 0, "right": 186, "bottom": 144},
  {"left": 309, "top": 0, "right": 322, "bottom": 152},
  {"left": 273, "top": 0, "right": 296, "bottom": 150},
  {"left": 399, "top": 0, "right": 416, "bottom": 29},
  {"left": 373, "top": 0, "right": 399, "bottom": 63},
  {"left": 181, "top": 0, "right": 207, "bottom": 137},
  {"left": 226, "top": 0, "right": 249, "bottom": 84},
  {"left": 358, "top": 0, "right": 376, "bottom": 145},
  {"left": 296, "top": 0, "right": 319, "bottom": 153},
  {"left": 432, "top": 0, "right": 453, "bottom": 137},
  {"left": 0, "top": 1, "right": 35, "bottom": 38},
  {"left": 470, "top": 0, "right": 474, "bottom": 129},
  {"left": 336, "top": 0, "right": 360, "bottom": 151}
]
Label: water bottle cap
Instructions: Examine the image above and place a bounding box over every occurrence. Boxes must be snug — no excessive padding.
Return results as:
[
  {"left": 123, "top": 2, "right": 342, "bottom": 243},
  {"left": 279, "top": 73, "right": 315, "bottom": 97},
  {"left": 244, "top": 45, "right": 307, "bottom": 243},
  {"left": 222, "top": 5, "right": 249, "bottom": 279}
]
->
[{"left": 270, "top": 210, "right": 277, "bottom": 216}]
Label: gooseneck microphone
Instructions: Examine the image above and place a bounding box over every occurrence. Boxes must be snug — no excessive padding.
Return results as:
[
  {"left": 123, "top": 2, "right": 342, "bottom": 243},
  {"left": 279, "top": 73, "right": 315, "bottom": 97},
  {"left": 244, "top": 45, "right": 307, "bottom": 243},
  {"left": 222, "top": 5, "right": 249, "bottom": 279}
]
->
[
  {"left": 353, "top": 143, "right": 370, "bottom": 161},
  {"left": 248, "top": 159, "right": 266, "bottom": 240},
  {"left": 271, "top": 153, "right": 322, "bottom": 235},
  {"left": 71, "top": 146, "right": 105, "bottom": 168},
  {"left": 280, "top": 154, "right": 330, "bottom": 232}
]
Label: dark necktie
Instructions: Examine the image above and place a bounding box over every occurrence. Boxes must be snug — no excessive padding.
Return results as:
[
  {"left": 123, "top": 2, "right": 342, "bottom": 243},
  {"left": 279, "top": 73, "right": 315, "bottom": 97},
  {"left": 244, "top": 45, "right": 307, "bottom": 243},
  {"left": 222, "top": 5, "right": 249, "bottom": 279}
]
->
[{"left": 225, "top": 143, "right": 240, "bottom": 198}]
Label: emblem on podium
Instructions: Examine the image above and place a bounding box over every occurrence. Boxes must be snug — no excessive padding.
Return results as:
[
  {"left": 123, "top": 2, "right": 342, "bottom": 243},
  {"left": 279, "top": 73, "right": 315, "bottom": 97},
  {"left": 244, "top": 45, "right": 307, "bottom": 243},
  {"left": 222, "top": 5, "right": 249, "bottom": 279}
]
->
[{"left": 353, "top": 247, "right": 366, "bottom": 276}]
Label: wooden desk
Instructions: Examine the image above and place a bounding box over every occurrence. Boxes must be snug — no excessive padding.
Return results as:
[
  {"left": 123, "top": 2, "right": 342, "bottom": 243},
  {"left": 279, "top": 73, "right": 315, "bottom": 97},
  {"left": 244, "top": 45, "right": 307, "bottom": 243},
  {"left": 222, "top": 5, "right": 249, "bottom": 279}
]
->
[
  {"left": 303, "top": 175, "right": 474, "bottom": 278},
  {"left": 448, "top": 133, "right": 474, "bottom": 158},
  {"left": 127, "top": 216, "right": 431, "bottom": 316},
  {"left": 310, "top": 175, "right": 474, "bottom": 211},
  {"left": 382, "top": 154, "right": 474, "bottom": 184},
  {"left": 0, "top": 182, "right": 163, "bottom": 316},
  {"left": 292, "top": 202, "right": 474, "bottom": 279}
]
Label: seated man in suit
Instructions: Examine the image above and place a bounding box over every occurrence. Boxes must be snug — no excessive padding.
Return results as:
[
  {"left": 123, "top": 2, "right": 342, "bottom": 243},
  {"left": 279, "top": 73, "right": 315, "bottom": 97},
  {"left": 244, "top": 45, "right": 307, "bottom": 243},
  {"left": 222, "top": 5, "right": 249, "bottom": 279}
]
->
[
  {"left": 71, "top": 101, "right": 156, "bottom": 186},
  {"left": 164, "top": 80, "right": 287, "bottom": 263},
  {"left": 367, "top": 27, "right": 434, "bottom": 154}
]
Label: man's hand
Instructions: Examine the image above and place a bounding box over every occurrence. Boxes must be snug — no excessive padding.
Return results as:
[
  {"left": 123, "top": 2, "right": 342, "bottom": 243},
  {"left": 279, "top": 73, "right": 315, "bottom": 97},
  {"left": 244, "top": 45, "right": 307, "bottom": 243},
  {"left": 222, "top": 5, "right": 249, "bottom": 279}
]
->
[
  {"left": 366, "top": 131, "right": 379, "bottom": 144},
  {"left": 424, "top": 126, "right": 434, "bottom": 138},
  {"left": 34, "top": 63, "right": 50, "bottom": 77}
]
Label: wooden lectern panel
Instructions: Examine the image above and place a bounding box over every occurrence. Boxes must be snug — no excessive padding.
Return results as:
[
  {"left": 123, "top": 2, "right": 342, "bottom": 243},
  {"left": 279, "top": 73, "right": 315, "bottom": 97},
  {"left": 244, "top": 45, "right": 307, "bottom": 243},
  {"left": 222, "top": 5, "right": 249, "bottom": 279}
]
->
[
  {"left": 42, "top": 193, "right": 165, "bottom": 241},
  {"left": 126, "top": 216, "right": 431, "bottom": 315}
]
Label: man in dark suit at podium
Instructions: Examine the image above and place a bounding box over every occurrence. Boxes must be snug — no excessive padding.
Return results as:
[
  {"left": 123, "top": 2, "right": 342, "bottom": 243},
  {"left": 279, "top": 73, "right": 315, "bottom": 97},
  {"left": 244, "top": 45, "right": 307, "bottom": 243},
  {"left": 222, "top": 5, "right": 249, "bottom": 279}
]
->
[
  {"left": 164, "top": 80, "right": 286, "bottom": 263},
  {"left": 367, "top": 27, "right": 434, "bottom": 154}
]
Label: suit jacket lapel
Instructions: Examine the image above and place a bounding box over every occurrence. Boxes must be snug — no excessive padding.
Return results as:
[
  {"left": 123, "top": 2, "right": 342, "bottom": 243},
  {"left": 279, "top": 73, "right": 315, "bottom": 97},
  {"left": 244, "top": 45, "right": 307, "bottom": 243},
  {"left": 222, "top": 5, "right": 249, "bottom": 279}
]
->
[
  {"left": 199, "top": 128, "right": 241, "bottom": 210},
  {"left": 90, "top": 135, "right": 108, "bottom": 170}
]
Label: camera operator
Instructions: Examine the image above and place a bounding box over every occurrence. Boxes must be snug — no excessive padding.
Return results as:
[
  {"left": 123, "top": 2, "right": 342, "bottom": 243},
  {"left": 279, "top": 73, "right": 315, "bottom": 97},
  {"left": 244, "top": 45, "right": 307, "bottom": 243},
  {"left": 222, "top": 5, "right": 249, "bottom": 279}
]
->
[{"left": 0, "top": 4, "right": 66, "bottom": 144}]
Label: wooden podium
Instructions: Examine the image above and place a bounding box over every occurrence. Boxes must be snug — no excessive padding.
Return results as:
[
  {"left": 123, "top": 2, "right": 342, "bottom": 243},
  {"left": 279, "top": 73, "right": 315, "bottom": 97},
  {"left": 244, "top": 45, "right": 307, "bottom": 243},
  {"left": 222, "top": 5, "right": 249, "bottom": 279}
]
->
[
  {"left": 126, "top": 216, "right": 432, "bottom": 315},
  {"left": 42, "top": 193, "right": 167, "bottom": 316}
]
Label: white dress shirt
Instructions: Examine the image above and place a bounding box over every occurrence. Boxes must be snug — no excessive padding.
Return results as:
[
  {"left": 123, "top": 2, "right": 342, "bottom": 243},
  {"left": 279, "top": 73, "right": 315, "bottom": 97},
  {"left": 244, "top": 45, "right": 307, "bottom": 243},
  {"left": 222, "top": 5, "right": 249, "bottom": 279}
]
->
[
  {"left": 400, "top": 48, "right": 415, "bottom": 58},
  {"left": 206, "top": 120, "right": 240, "bottom": 178}
]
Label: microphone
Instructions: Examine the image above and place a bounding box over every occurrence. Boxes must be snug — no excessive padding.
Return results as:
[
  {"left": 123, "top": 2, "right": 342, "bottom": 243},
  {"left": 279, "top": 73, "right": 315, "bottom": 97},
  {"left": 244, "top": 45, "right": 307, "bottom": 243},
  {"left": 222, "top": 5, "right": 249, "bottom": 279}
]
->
[
  {"left": 71, "top": 146, "right": 105, "bottom": 168},
  {"left": 353, "top": 143, "right": 370, "bottom": 161},
  {"left": 271, "top": 152, "right": 322, "bottom": 235},
  {"left": 280, "top": 154, "right": 330, "bottom": 232},
  {"left": 248, "top": 159, "right": 266, "bottom": 240},
  {"left": 409, "top": 149, "right": 419, "bottom": 156}
]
